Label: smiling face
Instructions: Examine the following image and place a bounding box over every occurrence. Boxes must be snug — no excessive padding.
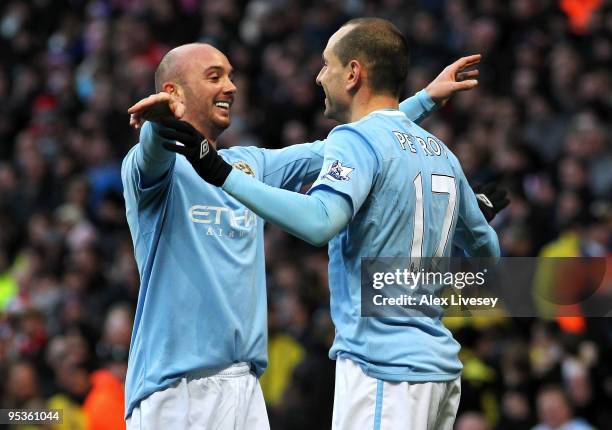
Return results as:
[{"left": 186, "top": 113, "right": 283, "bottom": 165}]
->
[
  {"left": 316, "top": 26, "right": 354, "bottom": 123},
  {"left": 167, "top": 44, "right": 236, "bottom": 139},
  {"left": 316, "top": 18, "right": 410, "bottom": 122}
]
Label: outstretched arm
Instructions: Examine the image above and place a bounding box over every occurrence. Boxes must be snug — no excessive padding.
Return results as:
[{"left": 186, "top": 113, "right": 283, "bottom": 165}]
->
[
  {"left": 219, "top": 127, "right": 376, "bottom": 245},
  {"left": 157, "top": 120, "right": 374, "bottom": 245},
  {"left": 223, "top": 170, "right": 353, "bottom": 246},
  {"left": 127, "top": 92, "right": 186, "bottom": 186}
]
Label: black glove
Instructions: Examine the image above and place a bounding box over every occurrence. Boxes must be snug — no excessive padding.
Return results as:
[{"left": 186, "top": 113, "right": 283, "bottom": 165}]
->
[
  {"left": 156, "top": 118, "right": 232, "bottom": 187},
  {"left": 473, "top": 182, "right": 510, "bottom": 222}
]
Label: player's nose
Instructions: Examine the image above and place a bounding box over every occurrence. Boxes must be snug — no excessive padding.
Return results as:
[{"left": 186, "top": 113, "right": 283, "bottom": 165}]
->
[{"left": 224, "top": 77, "right": 237, "bottom": 94}]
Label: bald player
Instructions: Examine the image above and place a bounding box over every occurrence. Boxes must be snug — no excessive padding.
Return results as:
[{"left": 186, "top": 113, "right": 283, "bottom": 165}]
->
[{"left": 122, "top": 42, "right": 482, "bottom": 429}]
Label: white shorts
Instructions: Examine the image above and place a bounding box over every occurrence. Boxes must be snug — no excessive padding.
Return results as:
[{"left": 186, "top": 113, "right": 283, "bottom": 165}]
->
[
  {"left": 126, "top": 363, "right": 269, "bottom": 430},
  {"left": 332, "top": 358, "right": 461, "bottom": 430}
]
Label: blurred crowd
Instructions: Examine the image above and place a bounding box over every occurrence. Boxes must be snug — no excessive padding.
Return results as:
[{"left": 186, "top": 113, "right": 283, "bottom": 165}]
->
[{"left": 0, "top": 0, "right": 610, "bottom": 429}]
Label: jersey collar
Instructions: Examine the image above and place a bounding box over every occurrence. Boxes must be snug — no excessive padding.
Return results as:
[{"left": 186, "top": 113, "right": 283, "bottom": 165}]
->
[{"left": 360, "top": 109, "right": 405, "bottom": 122}]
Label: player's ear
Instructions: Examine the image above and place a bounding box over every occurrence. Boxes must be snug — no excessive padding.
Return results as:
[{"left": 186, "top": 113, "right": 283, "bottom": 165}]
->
[
  {"left": 346, "top": 59, "right": 362, "bottom": 92},
  {"left": 163, "top": 82, "right": 183, "bottom": 99}
]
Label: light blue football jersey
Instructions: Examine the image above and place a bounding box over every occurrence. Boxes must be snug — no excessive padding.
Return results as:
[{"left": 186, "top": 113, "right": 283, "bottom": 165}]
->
[
  {"left": 308, "top": 109, "right": 499, "bottom": 382},
  {"left": 121, "top": 92, "right": 437, "bottom": 417},
  {"left": 121, "top": 123, "right": 325, "bottom": 418}
]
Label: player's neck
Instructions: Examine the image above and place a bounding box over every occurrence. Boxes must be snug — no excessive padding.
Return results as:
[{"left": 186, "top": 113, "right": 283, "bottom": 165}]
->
[
  {"left": 191, "top": 122, "right": 221, "bottom": 149},
  {"left": 349, "top": 93, "right": 399, "bottom": 123}
]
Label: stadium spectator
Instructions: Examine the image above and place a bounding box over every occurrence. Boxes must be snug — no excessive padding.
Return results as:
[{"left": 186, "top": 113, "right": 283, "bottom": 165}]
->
[
  {"left": 83, "top": 303, "right": 131, "bottom": 430},
  {"left": 532, "top": 385, "right": 594, "bottom": 430},
  {"left": 456, "top": 411, "right": 490, "bottom": 430}
]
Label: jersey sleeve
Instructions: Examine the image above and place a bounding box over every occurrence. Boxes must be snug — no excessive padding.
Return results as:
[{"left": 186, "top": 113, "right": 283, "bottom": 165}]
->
[
  {"left": 259, "top": 140, "right": 326, "bottom": 191},
  {"left": 133, "top": 121, "right": 177, "bottom": 188},
  {"left": 307, "top": 127, "right": 378, "bottom": 217},
  {"left": 121, "top": 128, "right": 176, "bottom": 207},
  {"left": 222, "top": 169, "right": 352, "bottom": 246},
  {"left": 399, "top": 89, "right": 437, "bottom": 125}
]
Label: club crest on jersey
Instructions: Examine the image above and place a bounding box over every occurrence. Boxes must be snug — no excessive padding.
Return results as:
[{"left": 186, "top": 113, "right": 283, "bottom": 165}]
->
[
  {"left": 323, "top": 160, "right": 354, "bottom": 182},
  {"left": 233, "top": 160, "right": 256, "bottom": 177}
]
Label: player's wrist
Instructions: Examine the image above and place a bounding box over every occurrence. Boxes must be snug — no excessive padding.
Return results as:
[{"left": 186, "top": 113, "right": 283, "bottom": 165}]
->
[
  {"left": 155, "top": 117, "right": 231, "bottom": 186},
  {"left": 419, "top": 88, "right": 439, "bottom": 110},
  {"left": 220, "top": 167, "right": 241, "bottom": 191},
  {"left": 200, "top": 153, "right": 232, "bottom": 187}
]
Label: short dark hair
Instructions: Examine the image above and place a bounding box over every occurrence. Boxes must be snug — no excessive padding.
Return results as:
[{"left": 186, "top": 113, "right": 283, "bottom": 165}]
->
[{"left": 333, "top": 18, "right": 409, "bottom": 97}]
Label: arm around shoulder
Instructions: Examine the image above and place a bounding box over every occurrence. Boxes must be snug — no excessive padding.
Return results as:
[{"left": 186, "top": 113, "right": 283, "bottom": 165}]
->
[{"left": 222, "top": 169, "right": 352, "bottom": 246}]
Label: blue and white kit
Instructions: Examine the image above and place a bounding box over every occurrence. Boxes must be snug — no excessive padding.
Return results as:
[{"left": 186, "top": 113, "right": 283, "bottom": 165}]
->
[
  {"left": 222, "top": 108, "right": 499, "bottom": 382},
  {"left": 121, "top": 90, "right": 437, "bottom": 422}
]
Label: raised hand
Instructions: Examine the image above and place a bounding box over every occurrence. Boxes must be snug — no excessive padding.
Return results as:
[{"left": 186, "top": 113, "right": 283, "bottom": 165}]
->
[
  {"left": 127, "top": 92, "right": 186, "bottom": 129},
  {"left": 425, "top": 54, "right": 481, "bottom": 107},
  {"left": 473, "top": 182, "right": 510, "bottom": 222}
]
